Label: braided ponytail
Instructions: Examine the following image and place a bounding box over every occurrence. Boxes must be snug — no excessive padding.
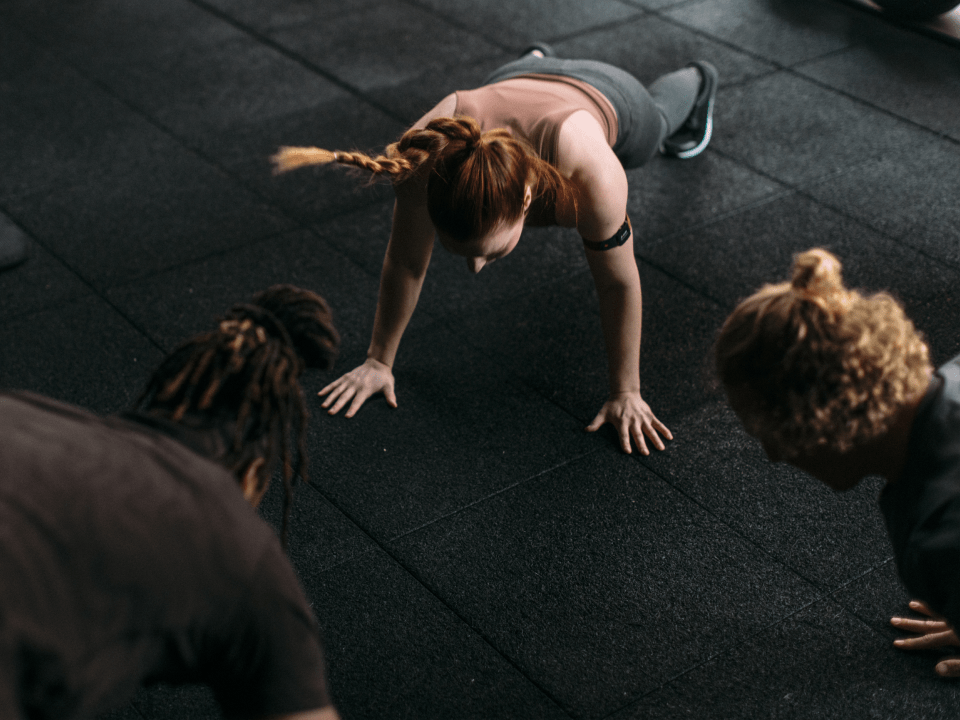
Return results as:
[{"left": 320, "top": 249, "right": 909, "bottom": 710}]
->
[
  {"left": 716, "top": 248, "right": 929, "bottom": 457},
  {"left": 137, "top": 285, "right": 340, "bottom": 547},
  {"left": 273, "top": 115, "right": 577, "bottom": 241}
]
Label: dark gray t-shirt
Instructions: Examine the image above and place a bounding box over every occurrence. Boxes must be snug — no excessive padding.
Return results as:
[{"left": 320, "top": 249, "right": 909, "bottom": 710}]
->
[
  {"left": 0, "top": 391, "right": 330, "bottom": 719},
  {"left": 880, "top": 356, "right": 960, "bottom": 628}
]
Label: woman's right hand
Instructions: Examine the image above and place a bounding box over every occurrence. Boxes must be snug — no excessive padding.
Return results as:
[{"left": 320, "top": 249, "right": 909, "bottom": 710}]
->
[{"left": 319, "top": 358, "right": 397, "bottom": 417}]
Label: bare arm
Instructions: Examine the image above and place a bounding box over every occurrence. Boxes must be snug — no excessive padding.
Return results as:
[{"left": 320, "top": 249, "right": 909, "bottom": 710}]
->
[
  {"left": 319, "top": 181, "right": 435, "bottom": 416},
  {"left": 560, "top": 112, "right": 672, "bottom": 454},
  {"left": 319, "top": 94, "right": 459, "bottom": 417}
]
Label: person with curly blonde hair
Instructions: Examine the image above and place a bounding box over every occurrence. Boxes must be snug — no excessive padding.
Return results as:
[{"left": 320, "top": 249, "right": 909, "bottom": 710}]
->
[
  {"left": 716, "top": 247, "right": 960, "bottom": 678},
  {"left": 273, "top": 45, "right": 719, "bottom": 455}
]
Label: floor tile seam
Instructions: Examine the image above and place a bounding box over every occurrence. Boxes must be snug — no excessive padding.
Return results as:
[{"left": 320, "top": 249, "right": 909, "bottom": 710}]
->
[
  {"left": 600, "top": 581, "right": 840, "bottom": 719},
  {"left": 790, "top": 182, "right": 960, "bottom": 277},
  {"left": 379, "top": 448, "right": 607, "bottom": 546},
  {"left": 124, "top": 699, "right": 152, "bottom": 720},
  {"left": 391, "top": 0, "right": 521, "bottom": 52},
  {"left": 630, "top": 445, "right": 840, "bottom": 593},
  {"left": 291, "top": 477, "right": 579, "bottom": 718},
  {"left": 636, "top": 181, "right": 799, "bottom": 277},
  {"left": 0, "top": 292, "right": 94, "bottom": 327},
  {"left": 830, "top": 0, "right": 960, "bottom": 49},
  {"left": 9, "top": 18, "right": 351, "bottom": 253},
  {"left": 96, "top": 223, "right": 394, "bottom": 309},
  {"left": 186, "top": 0, "right": 453, "bottom": 128},
  {"left": 825, "top": 555, "right": 905, "bottom": 640},
  {"left": 619, "top": 0, "right": 702, "bottom": 11},
  {"left": 704, "top": 140, "right": 884, "bottom": 196},
  {"left": 645, "top": 11, "right": 806, "bottom": 71},
  {"left": 427, "top": 263, "right": 594, "bottom": 325},
  {"left": 397, "top": 0, "right": 646, "bottom": 53},
  {"left": 781, "top": 63, "right": 960, "bottom": 148},
  {"left": 436, "top": 308, "right": 613, "bottom": 427},
  {"left": 92, "top": 227, "right": 295, "bottom": 297},
  {"left": 0, "top": 207, "right": 167, "bottom": 356},
  {"left": 534, "top": 8, "right": 651, "bottom": 47}
]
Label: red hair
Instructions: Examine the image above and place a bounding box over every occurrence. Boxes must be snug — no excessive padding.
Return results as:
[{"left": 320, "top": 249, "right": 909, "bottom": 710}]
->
[{"left": 272, "top": 116, "right": 577, "bottom": 242}]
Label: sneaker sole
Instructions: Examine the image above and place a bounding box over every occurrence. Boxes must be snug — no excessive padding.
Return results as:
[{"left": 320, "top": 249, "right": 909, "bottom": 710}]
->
[
  {"left": 672, "top": 98, "right": 713, "bottom": 159},
  {"left": 661, "top": 60, "right": 718, "bottom": 159}
]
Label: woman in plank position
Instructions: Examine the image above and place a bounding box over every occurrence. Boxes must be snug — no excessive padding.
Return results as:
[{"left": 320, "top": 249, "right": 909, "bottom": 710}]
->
[
  {"left": 274, "top": 45, "right": 718, "bottom": 455},
  {"left": 0, "top": 285, "right": 343, "bottom": 718},
  {"left": 716, "top": 248, "right": 960, "bottom": 677}
]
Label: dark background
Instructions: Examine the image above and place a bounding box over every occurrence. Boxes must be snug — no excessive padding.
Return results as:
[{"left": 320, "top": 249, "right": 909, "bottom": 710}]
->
[{"left": 2, "top": 0, "right": 960, "bottom": 718}]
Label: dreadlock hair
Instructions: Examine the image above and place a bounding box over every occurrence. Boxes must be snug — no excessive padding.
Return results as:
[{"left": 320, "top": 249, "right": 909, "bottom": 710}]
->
[
  {"left": 272, "top": 115, "right": 578, "bottom": 242},
  {"left": 136, "top": 284, "right": 340, "bottom": 547},
  {"left": 715, "top": 248, "right": 930, "bottom": 459}
]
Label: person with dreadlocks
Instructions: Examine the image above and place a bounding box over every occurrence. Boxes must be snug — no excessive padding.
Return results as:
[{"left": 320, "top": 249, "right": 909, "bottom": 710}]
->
[
  {"left": 273, "top": 45, "right": 718, "bottom": 455},
  {"left": 0, "top": 284, "right": 342, "bottom": 718},
  {"left": 715, "top": 248, "right": 960, "bottom": 678}
]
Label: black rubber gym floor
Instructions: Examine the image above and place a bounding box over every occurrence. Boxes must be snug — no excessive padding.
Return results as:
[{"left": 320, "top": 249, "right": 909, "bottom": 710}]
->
[{"left": 2, "top": 1, "right": 960, "bottom": 718}]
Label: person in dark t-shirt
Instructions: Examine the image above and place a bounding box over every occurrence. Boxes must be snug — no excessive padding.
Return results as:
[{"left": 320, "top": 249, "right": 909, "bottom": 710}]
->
[
  {"left": 715, "top": 248, "right": 960, "bottom": 678},
  {"left": 0, "top": 284, "right": 342, "bottom": 719}
]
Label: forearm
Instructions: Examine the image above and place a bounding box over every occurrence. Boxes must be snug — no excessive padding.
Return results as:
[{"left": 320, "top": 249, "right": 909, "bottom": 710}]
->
[
  {"left": 367, "top": 254, "right": 426, "bottom": 367},
  {"left": 595, "top": 278, "right": 643, "bottom": 395}
]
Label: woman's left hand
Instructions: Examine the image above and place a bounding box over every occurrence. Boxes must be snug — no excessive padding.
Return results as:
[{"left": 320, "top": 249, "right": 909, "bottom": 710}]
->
[
  {"left": 586, "top": 391, "right": 672, "bottom": 455},
  {"left": 892, "top": 599, "right": 960, "bottom": 677}
]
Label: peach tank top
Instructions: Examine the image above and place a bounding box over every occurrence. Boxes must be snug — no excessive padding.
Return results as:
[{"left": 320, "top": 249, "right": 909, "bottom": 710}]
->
[{"left": 454, "top": 74, "right": 619, "bottom": 165}]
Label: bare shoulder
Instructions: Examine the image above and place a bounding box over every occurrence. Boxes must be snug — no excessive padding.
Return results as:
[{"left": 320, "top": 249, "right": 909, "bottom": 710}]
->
[
  {"left": 556, "top": 110, "right": 628, "bottom": 240},
  {"left": 412, "top": 93, "right": 459, "bottom": 130}
]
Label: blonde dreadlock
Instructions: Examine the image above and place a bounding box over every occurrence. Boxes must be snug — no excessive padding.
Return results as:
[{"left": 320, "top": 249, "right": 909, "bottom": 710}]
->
[{"left": 137, "top": 285, "right": 340, "bottom": 546}]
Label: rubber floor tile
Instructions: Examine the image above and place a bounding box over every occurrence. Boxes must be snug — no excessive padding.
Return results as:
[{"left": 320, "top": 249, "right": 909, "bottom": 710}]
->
[
  {"left": 800, "top": 134, "right": 960, "bottom": 270},
  {"left": 638, "top": 191, "right": 960, "bottom": 364},
  {"left": 665, "top": 0, "right": 870, "bottom": 66},
  {"left": 311, "top": 548, "right": 569, "bottom": 720},
  {"left": 200, "top": 0, "right": 384, "bottom": 33},
  {"left": 609, "top": 597, "right": 960, "bottom": 719},
  {"left": 0, "top": 218, "right": 88, "bottom": 322},
  {"left": 711, "top": 71, "right": 918, "bottom": 186},
  {"left": 103, "top": 228, "right": 385, "bottom": 358},
  {"left": 301, "top": 322, "right": 597, "bottom": 543},
  {"left": 0, "top": 294, "right": 164, "bottom": 415},
  {"left": 555, "top": 14, "right": 776, "bottom": 88},
  {"left": 409, "top": 0, "right": 641, "bottom": 48},
  {"left": 389, "top": 451, "right": 820, "bottom": 719},
  {"left": 797, "top": 28, "right": 960, "bottom": 142},
  {"left": 639, "top": 401, "right": 895, "bottom": 591},
  {"left": 268, "top": 3, "right": 501, "bottom": 94}
]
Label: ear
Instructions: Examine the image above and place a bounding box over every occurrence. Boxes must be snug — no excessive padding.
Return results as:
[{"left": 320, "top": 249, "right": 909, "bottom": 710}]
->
[
  {"left": 240, "top": 457, "right": 268, "bottom": 508},
  {"left": 522, "top": 184, "right": 533, "bottom": 213}
]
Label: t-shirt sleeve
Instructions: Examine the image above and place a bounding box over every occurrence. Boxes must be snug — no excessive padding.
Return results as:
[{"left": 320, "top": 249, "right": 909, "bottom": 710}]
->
[{"left": 210, "top": 544, "right": 332, "bottom": 719}]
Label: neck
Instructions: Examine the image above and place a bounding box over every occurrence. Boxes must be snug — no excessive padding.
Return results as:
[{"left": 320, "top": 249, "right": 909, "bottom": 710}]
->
[{"left": 862, "top": 387, "right": 928, "bottom": 486}]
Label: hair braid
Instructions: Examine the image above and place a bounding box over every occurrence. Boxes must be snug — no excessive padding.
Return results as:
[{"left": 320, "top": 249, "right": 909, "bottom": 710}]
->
[
  {"left": 137, "top": 285, "right": 339, "bottom": 548},
  {"left": 272, "top": 115, "right": 578, "bottom": 241}
]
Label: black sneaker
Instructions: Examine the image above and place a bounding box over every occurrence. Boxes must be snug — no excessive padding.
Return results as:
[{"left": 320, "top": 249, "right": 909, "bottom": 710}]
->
[
  {"left": 519, "top": 42, "right": 557, "bottom": 59},
  {"left": 661, "top": 61, "right": 718, "bottom": 160},
  {"left": 0, "top": 214, "right": 29, "bottom": 271}
]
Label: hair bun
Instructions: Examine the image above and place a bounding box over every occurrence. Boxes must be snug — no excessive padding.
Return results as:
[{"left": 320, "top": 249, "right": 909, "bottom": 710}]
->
[
  {"left": 791, "top": 248, "right": 844, "bottom": 295},
  {"left": 246, "top": 284, "right": 340, "bottom": 370}
]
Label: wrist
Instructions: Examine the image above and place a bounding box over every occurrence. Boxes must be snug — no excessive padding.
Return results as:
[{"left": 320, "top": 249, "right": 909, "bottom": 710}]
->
[{"left": 365, "top": 355, "right": 393, "bottom": 371}]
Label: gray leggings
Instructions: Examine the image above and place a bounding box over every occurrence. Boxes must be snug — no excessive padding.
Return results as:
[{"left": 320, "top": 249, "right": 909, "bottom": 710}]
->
[{"left": 483, "top": 57, "right": 697, "bottom": 169}]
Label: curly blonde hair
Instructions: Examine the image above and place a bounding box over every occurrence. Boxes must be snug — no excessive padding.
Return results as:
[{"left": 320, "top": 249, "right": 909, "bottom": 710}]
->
[
  {"left": 715, "top": 248, "right": 930, "bottom": 458},
  {"left": 271, "top": 115, "right": 577, "bottom": 242}
]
